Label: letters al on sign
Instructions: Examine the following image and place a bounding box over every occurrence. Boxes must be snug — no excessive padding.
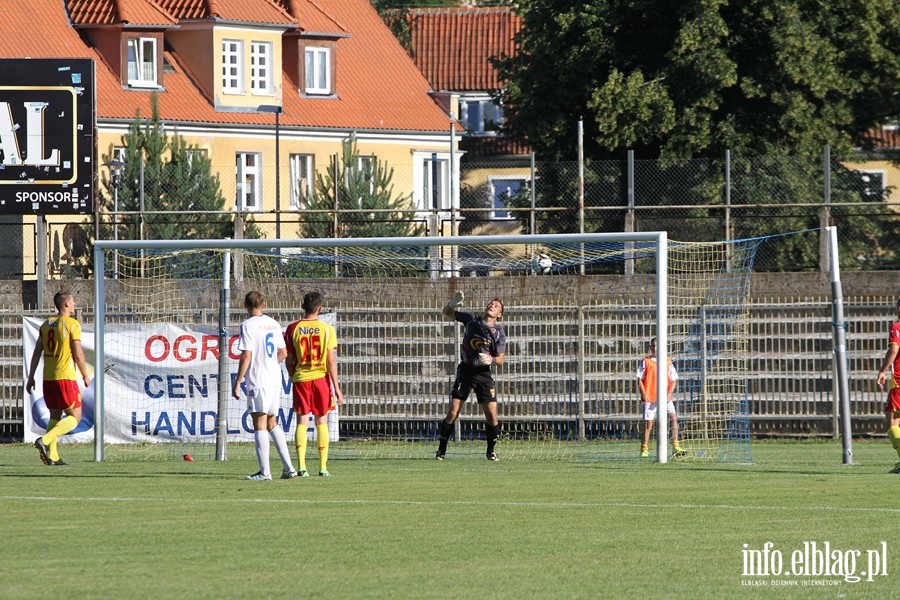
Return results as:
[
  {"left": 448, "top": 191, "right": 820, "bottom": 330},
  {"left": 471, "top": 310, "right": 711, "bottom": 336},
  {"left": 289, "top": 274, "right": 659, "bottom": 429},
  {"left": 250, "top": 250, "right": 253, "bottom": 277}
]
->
[{"left": 0, "top": 58, "right": 95, "bottom": 215}]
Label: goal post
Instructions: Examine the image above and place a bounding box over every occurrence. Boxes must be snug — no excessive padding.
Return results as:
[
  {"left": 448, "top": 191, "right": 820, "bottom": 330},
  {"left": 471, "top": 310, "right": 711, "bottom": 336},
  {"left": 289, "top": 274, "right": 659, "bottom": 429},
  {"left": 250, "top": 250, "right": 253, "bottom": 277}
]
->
[{"left": 91, "top": 231, "right": 754, "bottom": 464}]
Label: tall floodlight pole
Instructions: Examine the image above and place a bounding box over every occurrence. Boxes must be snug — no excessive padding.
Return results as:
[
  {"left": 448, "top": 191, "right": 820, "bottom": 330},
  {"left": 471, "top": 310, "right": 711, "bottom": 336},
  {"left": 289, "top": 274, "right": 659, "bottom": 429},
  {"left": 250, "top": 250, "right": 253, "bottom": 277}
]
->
[
  {"left": 577, "top": 119, "right": 585, "bottom": 275},
  {"left": 257, "top": 105, "right": 283, "bottom": 239},
  {"left": 104, "top": 159, "right": 126, "bottom": 278}
]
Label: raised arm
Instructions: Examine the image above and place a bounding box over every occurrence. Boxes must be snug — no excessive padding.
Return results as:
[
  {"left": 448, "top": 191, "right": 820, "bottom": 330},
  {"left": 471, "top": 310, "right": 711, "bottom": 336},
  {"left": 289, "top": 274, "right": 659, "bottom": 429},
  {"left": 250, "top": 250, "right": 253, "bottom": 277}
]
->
[{"left": 443, "top": 290, "right": 464, "bottom": 318}]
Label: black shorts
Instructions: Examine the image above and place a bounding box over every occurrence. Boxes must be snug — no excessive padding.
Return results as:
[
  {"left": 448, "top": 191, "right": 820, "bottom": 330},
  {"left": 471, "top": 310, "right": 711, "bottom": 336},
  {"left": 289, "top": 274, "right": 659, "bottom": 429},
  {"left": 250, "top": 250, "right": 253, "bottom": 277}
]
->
[{"left": 451, "top": 363, "right": 496, "bottom": 404}]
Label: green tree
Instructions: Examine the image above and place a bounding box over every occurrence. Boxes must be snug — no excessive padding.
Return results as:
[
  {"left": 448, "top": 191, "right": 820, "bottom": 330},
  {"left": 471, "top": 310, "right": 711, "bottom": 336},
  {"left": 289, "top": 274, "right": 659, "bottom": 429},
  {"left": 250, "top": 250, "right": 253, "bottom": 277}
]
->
[
  {"left": 298, "top": 134, "right": 423, "bottom": 240},
  {"left": 289, "top": 135, "right": 424, "bottom": 277},
  {"left": 495, "top": 1, "right": 900, "bottom": 269},
  {"left": 370, "top": 1, "right": 414, "bottom": 52},
  {"left": 85, "top": 95, "right": 262, "bottom": 277},
  {"left": 98, "top": 95, "right": 234, "bottom": 243},
  {"left": 496, "top": 0, "right": 900, "bottom": 161}
]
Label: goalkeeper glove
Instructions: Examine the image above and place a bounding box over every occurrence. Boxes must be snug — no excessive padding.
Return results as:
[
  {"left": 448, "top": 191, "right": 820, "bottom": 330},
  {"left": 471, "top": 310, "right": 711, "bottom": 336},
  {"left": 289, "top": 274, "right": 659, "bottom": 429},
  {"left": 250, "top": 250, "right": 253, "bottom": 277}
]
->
[
  {"left": 474, "top": 353, "right": 493, "bottom": 366},
  {"left": 444, "top": 290, "right": 464, "bottom": 312}
]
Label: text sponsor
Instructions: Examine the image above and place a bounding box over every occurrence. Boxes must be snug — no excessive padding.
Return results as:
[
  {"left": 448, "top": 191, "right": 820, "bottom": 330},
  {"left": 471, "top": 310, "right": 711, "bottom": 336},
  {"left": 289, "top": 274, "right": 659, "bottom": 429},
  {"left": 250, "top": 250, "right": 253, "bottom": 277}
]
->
[
  {"left": 144, "top": 333, "right": 242, "bottom": 363},
  {"left": 15, "top": 191, "right": 78, "bottom": 203},
  {"left": 143, "top": 371, "right": 290, "bottom": 400},
  {"left": 131, "top": 407, "right": 294, "bottom": 437}
]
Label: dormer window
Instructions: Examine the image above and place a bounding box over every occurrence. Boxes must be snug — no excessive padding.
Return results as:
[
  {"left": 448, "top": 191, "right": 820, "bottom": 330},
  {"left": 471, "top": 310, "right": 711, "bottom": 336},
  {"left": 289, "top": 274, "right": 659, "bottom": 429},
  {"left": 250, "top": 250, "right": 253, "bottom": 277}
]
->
[
  {"left": 460, "top": 96, "right": 504, "bottom": 136},
  {"left": 222, "top": 39, "right": 244, "bottom": 94},
  {"left": 250, "top": 41, "right": 273, "bottom": 95},
  {"left": 127, "top": 37, "right": 158, "bottom": 88},
  {"left": 304, "top": 46, "right": 331, "bottom": 95}
]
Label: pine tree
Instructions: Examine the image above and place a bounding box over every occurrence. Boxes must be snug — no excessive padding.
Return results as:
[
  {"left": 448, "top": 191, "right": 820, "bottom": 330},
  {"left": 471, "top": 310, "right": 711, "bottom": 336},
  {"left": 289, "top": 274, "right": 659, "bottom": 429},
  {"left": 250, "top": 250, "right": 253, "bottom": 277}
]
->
[
  {"left": 98, "top": 95, "right": 232, "bottom": 242},
  {"left": 299, "top": 134, "right": 423, "bottom": 239},
  {"left": 82, "top": 94, "right": 259, "bottom": 277}
]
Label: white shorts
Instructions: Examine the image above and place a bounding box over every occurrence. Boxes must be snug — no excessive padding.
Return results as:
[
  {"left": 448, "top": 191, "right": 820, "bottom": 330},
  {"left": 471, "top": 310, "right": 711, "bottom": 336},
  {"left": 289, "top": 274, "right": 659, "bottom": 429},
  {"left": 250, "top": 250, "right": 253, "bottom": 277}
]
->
[
  {"left": 245, "top": 385, "right": 282, "bottom": 416},
  {"left": 641, "top": 401, "right": 676, "bottom": 421}
]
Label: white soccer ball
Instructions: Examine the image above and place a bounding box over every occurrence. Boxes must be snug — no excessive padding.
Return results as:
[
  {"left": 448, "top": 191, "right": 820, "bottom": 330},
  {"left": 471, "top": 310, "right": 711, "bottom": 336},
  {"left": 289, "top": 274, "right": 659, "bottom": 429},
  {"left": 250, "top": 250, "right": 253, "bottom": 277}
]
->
[{"left": 533, "top": 253, "right": 552, "bottom": 274}]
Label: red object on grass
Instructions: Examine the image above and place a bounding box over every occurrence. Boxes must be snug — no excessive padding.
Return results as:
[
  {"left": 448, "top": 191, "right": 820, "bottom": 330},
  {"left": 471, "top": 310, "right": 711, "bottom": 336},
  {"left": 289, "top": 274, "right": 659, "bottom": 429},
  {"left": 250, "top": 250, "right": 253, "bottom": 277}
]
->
[{"left": 183, "top": 454, "right": 194, "bottom": 461}]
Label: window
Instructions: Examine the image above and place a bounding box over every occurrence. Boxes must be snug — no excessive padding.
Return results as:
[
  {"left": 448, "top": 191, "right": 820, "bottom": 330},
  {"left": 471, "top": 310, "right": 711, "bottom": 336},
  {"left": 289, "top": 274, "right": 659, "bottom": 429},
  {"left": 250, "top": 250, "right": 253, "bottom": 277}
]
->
[
  {"left": 461, "top": 98, "right": 504, "bottom": 135},
  {"left": 222, "top": 40, "right": 244, "bottom": 93},
  {"left": 859, "top": 170, "right": 887, "bottom": 202},
  {"left": 289, "top": 154, "right": 314, "bottom": 209},
  {"left": 305, "top": 47, "right": 331, "bottom": 95},
  {"left": 489, "top": 177, "right": 527, "bottom": 219},
  {"left": 419, "top": 155, "right": 449, "bottom": 211},
  {"left": 250, "top": 41, "right": 273, "bottom": 95},
  {"left": 127, "top": 37, "right": 157, "bottom": 87},
  {"left": 236, "top": 152, "right": 261, "bottom": 210}
]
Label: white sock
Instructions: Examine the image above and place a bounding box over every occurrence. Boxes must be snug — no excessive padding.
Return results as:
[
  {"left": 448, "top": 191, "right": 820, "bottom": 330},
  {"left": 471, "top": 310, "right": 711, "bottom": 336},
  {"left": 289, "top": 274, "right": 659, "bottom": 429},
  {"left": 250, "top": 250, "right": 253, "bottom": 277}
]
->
[
  {"left": 269, "top": 427, "right": 295, "bottom": 473},
  {"left": 254, "top": 430, "right": 270, "bottom": 476}
]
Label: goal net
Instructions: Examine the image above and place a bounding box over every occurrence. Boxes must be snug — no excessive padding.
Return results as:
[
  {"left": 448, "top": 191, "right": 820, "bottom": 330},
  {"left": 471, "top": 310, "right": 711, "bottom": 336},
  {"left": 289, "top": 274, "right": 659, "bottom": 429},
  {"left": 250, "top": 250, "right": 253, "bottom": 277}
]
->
[{"left": 91, "top": 233, "right": 758, "bottom": 463}]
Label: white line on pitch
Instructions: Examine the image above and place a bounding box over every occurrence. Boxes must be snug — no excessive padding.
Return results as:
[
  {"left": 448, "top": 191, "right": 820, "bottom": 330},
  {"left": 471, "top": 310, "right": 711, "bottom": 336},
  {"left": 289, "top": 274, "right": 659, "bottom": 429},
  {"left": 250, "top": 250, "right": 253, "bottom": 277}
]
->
[{"left": 2, "top": 495, "right": 899, "bottom": 514}]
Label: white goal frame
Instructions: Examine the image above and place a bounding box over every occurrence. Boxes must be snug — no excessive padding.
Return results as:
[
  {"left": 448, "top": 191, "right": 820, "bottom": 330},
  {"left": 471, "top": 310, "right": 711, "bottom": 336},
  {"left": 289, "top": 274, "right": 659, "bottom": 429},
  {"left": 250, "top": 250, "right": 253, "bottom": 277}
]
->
[{"left": 91, "top": 232, "right": 671, "bottom": 463}]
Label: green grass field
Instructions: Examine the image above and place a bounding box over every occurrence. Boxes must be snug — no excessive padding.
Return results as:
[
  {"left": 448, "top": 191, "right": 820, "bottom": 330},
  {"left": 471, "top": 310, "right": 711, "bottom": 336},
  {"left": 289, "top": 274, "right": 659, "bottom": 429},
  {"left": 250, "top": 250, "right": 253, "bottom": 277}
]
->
[{"left": 2, "top": 439, "right": 897, "bottom": 599}]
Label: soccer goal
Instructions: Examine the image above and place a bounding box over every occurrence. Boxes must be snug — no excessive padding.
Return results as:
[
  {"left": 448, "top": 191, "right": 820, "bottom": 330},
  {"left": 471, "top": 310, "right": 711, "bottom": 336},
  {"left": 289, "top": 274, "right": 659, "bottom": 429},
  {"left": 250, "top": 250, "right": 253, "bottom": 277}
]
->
[{"left": 91, "top": 232, "right": 759, "bottom": 463}]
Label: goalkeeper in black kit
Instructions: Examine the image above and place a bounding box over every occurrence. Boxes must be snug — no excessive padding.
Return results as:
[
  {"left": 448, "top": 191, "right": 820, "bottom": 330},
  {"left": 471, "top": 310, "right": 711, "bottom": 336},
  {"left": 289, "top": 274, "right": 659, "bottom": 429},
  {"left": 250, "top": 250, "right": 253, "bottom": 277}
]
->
[{"left": 435, "top": 291, "right": 506, "bottom": 461}]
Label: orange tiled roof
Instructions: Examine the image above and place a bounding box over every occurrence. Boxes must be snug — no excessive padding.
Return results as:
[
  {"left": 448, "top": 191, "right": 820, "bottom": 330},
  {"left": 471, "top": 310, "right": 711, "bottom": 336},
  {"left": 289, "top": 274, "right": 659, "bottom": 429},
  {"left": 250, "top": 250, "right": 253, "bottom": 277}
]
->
[
  {"left": 277, "top": 0, "right": 449, "bottom": 132},
  {"left": 859, "top": 125, "right": 900, "bottom": 150},
  {"left": 1, "top": 0, "right": 450, "bottom": 134},
  {"left": 68, "top": 0, "right": 178, "bottom": 27},
  {"left": 5, "top": 0, "right": 103, "bottom": 59},
  {"left": 407, "top": 6, "right": 522, "bottom": 93},
  {"left": 156, "top": 0, "right": 295, "bottom": 25},
  {"left": 280, "top": 0, "right": 346, "bottom": 35},
  {"left": 461, "top": 136, "right": 531, "bottom": 159},
  {"left": 150, "top": 0, "right": 205, "bottom": 19}
]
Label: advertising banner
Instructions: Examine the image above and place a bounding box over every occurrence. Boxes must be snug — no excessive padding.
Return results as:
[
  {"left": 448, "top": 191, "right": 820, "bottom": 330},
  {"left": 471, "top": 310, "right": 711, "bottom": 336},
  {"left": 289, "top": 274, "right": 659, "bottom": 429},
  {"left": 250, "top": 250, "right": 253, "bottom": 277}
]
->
[{"left": 23, "top": 316, "right": 337, "bottom": 445}]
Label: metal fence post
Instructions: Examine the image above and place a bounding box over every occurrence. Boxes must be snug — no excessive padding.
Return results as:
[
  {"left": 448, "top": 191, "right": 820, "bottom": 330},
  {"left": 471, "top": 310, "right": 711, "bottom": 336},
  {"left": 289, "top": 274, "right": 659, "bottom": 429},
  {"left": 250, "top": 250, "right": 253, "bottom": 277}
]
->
[
  {"left": 577, "top": 119, "right": 585, "bottom": 275},
  {"left": 333, "top": 153, "right": 339, "bottom": 277},
  {"left": 233, "top": 213, "right": 244, "bottom": 284},
  {"left": 36, "top": 215, "right": 45, "bottom": 308},
  {"left": 624, "top": 150, "right": 635, "bottom": 276},
  {"left": 819, "top": 146, "right": 831, "bottom": 274},
  {"left": 725, "top": 149, "right": 733, "bottom": 266},
  {"left": 529, "top": 151, "right": 536, "bottom": 236}
]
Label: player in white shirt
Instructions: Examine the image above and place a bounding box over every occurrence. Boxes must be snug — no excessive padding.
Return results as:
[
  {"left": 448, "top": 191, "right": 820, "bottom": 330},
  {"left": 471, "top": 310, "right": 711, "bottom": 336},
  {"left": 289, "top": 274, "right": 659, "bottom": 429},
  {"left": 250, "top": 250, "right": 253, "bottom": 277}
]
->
[{"left": 232, "top": 291, "right": 297, "bottom": 480}]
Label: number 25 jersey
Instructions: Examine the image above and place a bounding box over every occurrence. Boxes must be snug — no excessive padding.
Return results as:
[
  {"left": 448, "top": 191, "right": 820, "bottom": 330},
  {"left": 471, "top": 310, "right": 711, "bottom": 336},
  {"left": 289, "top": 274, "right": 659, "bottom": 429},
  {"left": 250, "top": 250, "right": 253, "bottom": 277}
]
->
[{"left": 285, "top": 318, "right": 337, "bottom": 383}]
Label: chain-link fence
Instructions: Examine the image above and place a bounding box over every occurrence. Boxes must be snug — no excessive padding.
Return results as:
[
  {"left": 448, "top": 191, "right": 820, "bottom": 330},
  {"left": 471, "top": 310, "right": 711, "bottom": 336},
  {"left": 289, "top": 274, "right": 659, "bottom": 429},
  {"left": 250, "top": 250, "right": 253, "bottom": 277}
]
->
[
  {"left": 1, "top": 150, "right": 896, "bottom": 281},
  {"left": 461, "top": 153, "right": 899, "bottom": 273}
]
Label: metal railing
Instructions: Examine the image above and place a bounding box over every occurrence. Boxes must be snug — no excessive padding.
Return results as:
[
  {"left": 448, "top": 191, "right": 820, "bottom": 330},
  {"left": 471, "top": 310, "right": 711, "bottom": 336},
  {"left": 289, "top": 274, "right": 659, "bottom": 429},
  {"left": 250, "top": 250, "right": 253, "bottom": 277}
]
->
[{"left": 1, "top": 297, "right": 894, "bottom": 440}]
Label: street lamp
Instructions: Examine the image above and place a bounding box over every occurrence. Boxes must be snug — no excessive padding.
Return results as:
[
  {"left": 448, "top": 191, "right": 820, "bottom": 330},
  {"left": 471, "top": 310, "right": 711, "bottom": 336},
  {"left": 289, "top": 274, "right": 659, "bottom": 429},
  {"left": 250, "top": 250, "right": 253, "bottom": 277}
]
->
[
  {"left": 104, "top": 159, "right": 126, "bottom": 277},
  {"left": 258, "top": 105, "right": 283, "bottom": 239}
]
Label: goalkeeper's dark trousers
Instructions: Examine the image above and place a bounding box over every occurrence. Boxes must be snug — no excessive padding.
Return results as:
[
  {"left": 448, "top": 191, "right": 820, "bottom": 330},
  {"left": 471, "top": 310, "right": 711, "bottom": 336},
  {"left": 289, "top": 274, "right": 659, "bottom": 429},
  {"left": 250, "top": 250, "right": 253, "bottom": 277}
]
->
[{"left": 437, "top": 419, "right": 454, "bottom": 454}]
